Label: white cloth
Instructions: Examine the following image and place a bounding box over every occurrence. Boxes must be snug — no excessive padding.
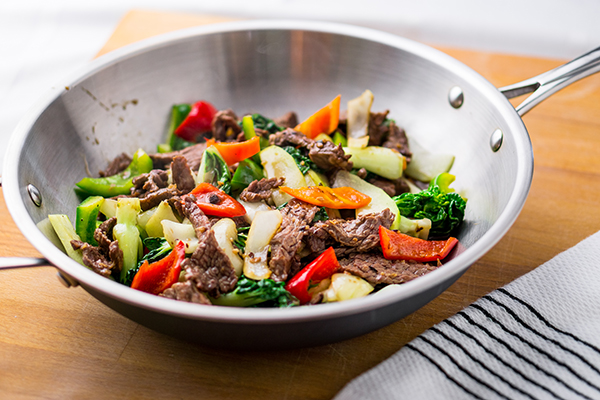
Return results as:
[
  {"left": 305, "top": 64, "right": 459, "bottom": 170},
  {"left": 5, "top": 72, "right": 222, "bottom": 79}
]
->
[{"left": 335, "top": 231, "right": 600, "bottom": 400}]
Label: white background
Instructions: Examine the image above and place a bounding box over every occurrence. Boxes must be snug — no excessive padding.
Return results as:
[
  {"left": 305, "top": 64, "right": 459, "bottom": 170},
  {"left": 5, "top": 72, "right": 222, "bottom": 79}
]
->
[{"left": 1, "top": 0, "right": 599, "bottom": 173}]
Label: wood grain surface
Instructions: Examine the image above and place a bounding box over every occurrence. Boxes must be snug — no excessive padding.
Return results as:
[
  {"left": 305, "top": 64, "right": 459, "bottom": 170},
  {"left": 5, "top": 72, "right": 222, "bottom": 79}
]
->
[{"left": 2, "top": 9, "right": 600, "bottom": 400}]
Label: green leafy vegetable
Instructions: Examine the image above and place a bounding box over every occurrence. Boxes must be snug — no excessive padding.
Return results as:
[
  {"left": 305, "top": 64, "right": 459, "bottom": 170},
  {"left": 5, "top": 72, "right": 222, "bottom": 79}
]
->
[
  {"left": 198, "top": 147, "right": 232, "bottom": 194},
  {"left": 276, "top": 202, "right": 288, "bottom": 210},
  {"left": 282, "top": 146, "right": 320, "bottom": 175},
  {"left": 244, "top": 113, "right": 284, "bottom": 134},
  {"left": 313, "top": 207, "right": 329, "bottom": 222},
  {"left": 382, "top": 117, "right": 396, "bottom": 127},
  {"left": 123, "top": 237, "right": 172, "bottom": 286},
  {"left": 231, "top": 159, "right": 264, "bottom": 192},
  {"left": 210, "top": 275, "right": 298, "bottom": 307},
  {"left": 233, "top": 226, "right": 250, "bottom": 253},
  {"left": 393, "top": 173, "right": 466, "bottom": 237}
]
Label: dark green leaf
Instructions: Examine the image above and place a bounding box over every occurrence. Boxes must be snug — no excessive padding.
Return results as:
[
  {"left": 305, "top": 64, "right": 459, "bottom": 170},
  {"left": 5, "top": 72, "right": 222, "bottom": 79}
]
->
[
  {"left": 312, "top": 207, "right": 329, "bottom": 222},
  {"left": 393, "top": 183, "right": 466, "bottom": 237},
  {"left": 212, "top": 275, "right": 299, "bottom": 307},
  {"left": 282, "top": 146, "right": 320, "bottom": 175},
  {"left": 122, "top": 237, "right": 172, "bottom": 286}
]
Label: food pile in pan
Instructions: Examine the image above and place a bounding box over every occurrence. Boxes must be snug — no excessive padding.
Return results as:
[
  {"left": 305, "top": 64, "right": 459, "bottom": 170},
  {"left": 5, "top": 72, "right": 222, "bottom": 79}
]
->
[{"left": 47, "top": 90, "right": 466, "bottom": 307}]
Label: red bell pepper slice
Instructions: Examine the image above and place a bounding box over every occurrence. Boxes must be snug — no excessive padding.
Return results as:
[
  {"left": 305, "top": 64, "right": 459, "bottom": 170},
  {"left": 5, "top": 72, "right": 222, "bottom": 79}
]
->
[
  {"left": 295, "top": 95, "right": 341, "bottom": 139},
  {"left": 187, "top": 182, "right": 246, "bottom": 217},
  {"left": 279, "top": 186, "right": 371, "bottom": 209},
  {"left": 285, "top": 247, "right": 340, "bottom": 304},
  {"left": 205, "top": 136, "right": 261, "bottom": 166},
  {"left": 379, "top": 226, "right": 458, "bottom": 262},
  {"left": 131, "top": 240, "right": 186, "bottom": 295},
  {"left": 174, "top": 100, "right": 218, "bottom": 141}
]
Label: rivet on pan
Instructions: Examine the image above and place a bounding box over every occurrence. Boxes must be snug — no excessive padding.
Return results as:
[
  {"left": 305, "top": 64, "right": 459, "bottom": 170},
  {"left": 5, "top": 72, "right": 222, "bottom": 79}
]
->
[
  {"left": 27, "top": 184, "right": 42, "bottom": 207},
  {"left": 448, "top": 86, "right": 464, "bottom": 109},
  {"left": 57, "top": 272, "right": 79, "bottom": 288},
  {"left": 490, "top": 129, "right": 504, "bottom": 152}
]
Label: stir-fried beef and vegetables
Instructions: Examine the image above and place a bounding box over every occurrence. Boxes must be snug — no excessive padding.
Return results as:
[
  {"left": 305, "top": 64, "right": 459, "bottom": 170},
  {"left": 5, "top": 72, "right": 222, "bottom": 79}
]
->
[{"left": 47, "top": 90, "right": 467, "bottom": 308}]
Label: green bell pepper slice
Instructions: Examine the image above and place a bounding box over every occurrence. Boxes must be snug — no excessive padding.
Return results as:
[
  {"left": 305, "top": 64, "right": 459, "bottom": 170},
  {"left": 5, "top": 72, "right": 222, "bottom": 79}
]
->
[
  {"left": 242, "top": 115, "right": 271, "bottom": 164},
  {"left": 75, "top": 148, "right": 153, "bottom": 197},
  {"left": 75, "top": 196, "right": 104, "bottom": 245},
  {"left": 231, "top": 159, "right": 265, "bottom": 192},
  {"left": 332, "top": 131, "right": 347, "bottom": 147}
]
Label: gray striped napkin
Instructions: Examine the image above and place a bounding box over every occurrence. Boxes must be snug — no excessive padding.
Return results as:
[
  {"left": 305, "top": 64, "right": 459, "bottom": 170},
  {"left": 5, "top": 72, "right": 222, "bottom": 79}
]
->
[{"left": 334, "top": 231, "right": 600, "bottom": 400}]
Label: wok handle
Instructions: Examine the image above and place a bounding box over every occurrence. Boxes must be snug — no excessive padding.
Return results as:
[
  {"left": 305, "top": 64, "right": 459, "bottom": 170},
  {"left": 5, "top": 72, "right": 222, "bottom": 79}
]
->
[
  {"left": 499, "top": 46, "right": 600, "bottom": 116},
  {"left": 0, "top": 257, "right": 79, "bottom": 287},
  {"left": 0, "top": 257, "right": 50, "bottom": 270}
]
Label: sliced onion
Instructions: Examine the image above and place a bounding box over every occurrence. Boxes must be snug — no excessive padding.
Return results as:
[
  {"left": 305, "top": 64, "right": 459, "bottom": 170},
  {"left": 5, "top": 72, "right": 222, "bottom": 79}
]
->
[
  {"left": 347, "top": 90, "right": 374, "bottom": 139},
  {"left": 243, "top": 209, "right": 283, "bottom": 280}
]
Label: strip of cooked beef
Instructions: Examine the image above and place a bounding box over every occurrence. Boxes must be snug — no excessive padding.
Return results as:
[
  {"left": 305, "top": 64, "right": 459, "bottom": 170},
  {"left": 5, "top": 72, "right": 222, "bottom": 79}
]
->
[
  {"left": 139, "top": 187, "right": 180, "bottom": 211},
  {"left": 273, "top": 111, "right": 298, "bottom": 128},
  {"left": 269, "top": 128, "right": 352, "bottom": 171},
  {"left": 366, "top": 111, "right": 412, "bottom": 162},
  {"left": 71, "top": 240, "right": 113, "bottom": 278},
  {"left": 130, "top": 170, "right": 169, "bottom": 197},
  {"left": 171, "top": 155, "right": 196, "bottom": 193},
  {"left": 382, "top": 122, "right": 412, "bottom": 162},
  {"left": 161, "top": 281, "right": 212, "bottom": 305},
  {"left": 269, "top": 199, "right": 319, "bottom": 281},
  {"left": 367, "top": 177, "right": 396, "bottom": 197},
  {"left": 368, "top": 175, "right": 412, "bottom": 198},
  {"left": 212, "top": 109, "right": 241, "bottom": 142},
  {"left": 99, "top": 153, "right": 132, "bottom": 177},
  {"left": 363, "top": 176, "right": 413, "bottom": 198},
  {"left": 239, "top": 177, "right": 285, "bottom": 203},
  {"left": 338, "top": 252, "right": 439, "bottom": 285},
  {"left": 94, "top": 218, "right": 117, "bottom": 253},
  {"left": 269, "top": 128, "right": 313, "bottom": 148},
  {"left": 305, "top": 224, "right": 335, "bottom": 254},
  {"left": 231, "top": 215, "right": 251, "bottom": 228},
  {"left": 180, "top": 196, "right": 238, "bottom": 297},
  {"left": 70, "top": 217, "right": 123, "bottom": 278},
  {"left": 150, "top": 142, "right": 208, "bottom": 171},
  {"left": 367, "top": 111, "right": 391, "bottom": 147},
  {"left": 307, "top": 209, "right": 394, "bottom": 253},
  {"left": 308, "top": 140, "right": 353, "bottom": 171}
]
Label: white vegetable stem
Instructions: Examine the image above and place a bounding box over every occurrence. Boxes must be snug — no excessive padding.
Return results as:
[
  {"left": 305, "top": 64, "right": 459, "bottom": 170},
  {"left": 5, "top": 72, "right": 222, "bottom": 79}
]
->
[
  {"left": 260, "top": 145, "right": 307, "bottom": 207},
  {"left": 343, "top": 146, "right": 405, "bottom": 180},
  {"left": 243, "top": 209, "right": 282, "bottom": 280},
  {"left": 333, "top": 170, "right": 401, "bottom": 230},
  {"left": 404, "top": 137, "right": 455, "bottom": 182},
  {"left": 48, "top": 214, "right": 84, "bottom": 265},
  {"left": 324, "top": 273, "right": 374, "bottom": 302},
  {"left": 347, "top": 89, "right": 374, "bottom": 138},
  {"left": 162, "top": 219, "right": 198, "bottom": 254},
  {"left": 211, "top": 218, "right": 244, "bottom": 277}
]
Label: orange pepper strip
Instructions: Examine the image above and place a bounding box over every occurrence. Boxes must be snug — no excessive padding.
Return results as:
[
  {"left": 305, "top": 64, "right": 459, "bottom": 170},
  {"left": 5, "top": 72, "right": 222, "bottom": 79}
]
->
[
  {"left": 379, "top": 226, "right": 458, "bottom": 262},
  {"left": 204, "top": 136, "right": 261, "bottom": 166},
  {"left": 294, "top": 95, "right": 341, "bottom": 139},
  {"left": 279, "top": 186, "right": 371, "bottom": 209}
]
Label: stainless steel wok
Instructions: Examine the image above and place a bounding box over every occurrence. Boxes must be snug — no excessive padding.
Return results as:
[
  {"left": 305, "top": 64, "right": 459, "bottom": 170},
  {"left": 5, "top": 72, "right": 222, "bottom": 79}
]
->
[{"left": 3, "top": 20, "right": 600, "bottom": 349}]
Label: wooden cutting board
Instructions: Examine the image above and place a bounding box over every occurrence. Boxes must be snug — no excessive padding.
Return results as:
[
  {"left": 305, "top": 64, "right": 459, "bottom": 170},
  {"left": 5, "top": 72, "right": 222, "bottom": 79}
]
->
[{"left": 2, "top": 9, "right": 600, "bottom": 400}]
